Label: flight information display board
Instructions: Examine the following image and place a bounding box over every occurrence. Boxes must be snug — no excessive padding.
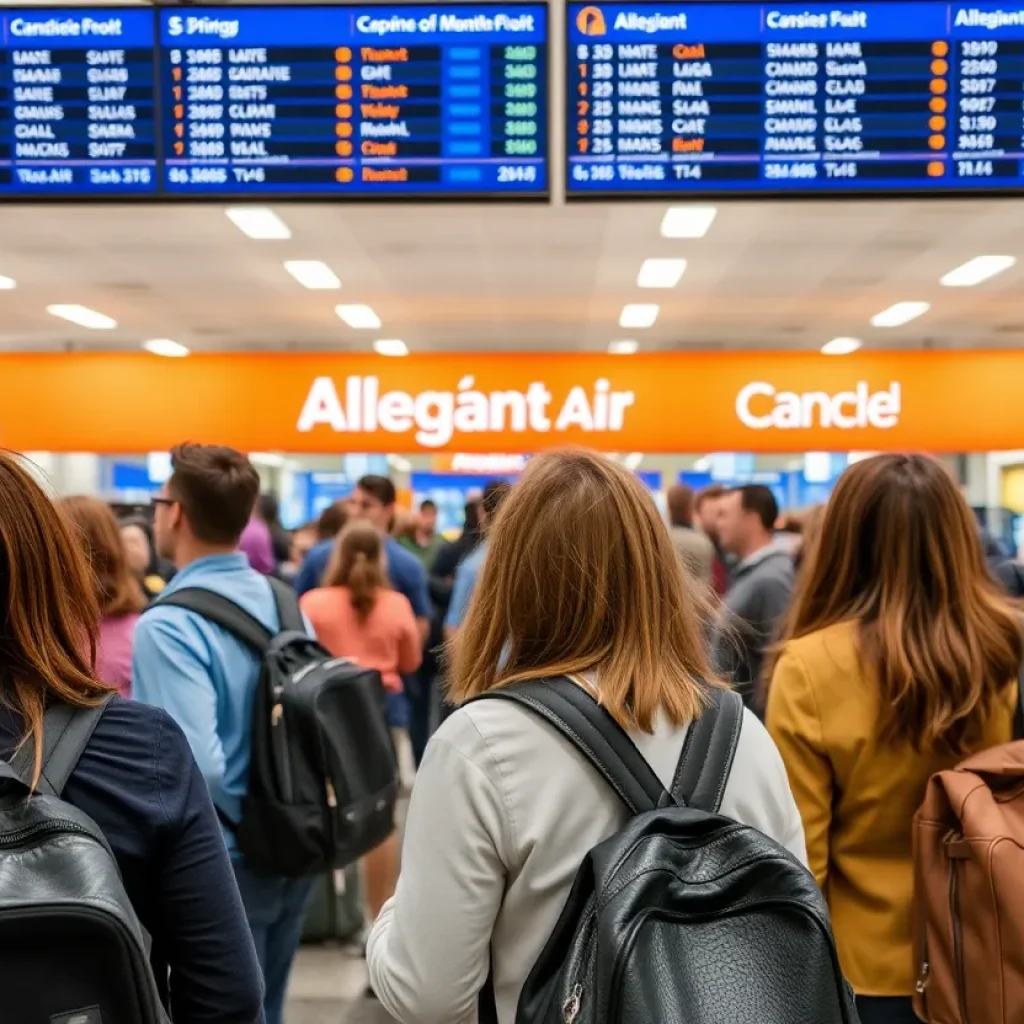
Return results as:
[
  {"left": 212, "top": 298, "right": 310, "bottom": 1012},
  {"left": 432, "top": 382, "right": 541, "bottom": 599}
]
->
[
  {"left": 158, "top": 4, "right": 548, "bottom": 196},
  {"left": 566, "top": 1, "right": 1024, "bottom": 197},
  {"left": 0, "top": 9, "right": 157, "bottom": 195}
]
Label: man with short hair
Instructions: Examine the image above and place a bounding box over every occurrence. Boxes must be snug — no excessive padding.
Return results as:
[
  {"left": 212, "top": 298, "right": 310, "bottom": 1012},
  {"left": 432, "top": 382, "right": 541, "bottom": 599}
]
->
[
  {"left": 398, "top": 498, "right": 444, "bottom": 567},
  {"left": 695, "top": 483, "right": 731, "bottom": 595},
  {"left": 444, "top": 480, "right": 512, "bottom": 637},
  {"left": 711, "top": 484, "right": 795, "bottom": 712},
  {"left": 132, "top": 443, "right": 314, "bottom": 1024},
  {"left": 666, "top": 483, "right": 716, "bottom": 587}
]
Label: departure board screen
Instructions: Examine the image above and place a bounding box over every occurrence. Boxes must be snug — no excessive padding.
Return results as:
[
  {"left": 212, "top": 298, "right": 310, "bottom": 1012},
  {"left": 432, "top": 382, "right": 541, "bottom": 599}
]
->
[
  {"left": 159, "top": 4, "right": 548, "bottom": 196},
  {"left": 566, "top": 1, "right": 1024, "bottom": 197},
  {"left": 0, "top": 9, "right": 157, "bottom": 195}
]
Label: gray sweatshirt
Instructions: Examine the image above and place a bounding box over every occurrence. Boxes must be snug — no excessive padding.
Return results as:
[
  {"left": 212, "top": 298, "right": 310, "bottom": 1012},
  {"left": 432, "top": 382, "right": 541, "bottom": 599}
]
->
[
  {"left": 367, "top": 690, "right": 807, "bottom": 1024},
  {"left": 713, "top": 541, "right": 795, "bottom": 709}
]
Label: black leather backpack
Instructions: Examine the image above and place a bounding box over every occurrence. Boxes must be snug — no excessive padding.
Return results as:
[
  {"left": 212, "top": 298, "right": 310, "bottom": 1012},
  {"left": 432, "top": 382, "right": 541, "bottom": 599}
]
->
[
  {"left": 0, "top": 697, "right": 169, "bottom": 1024},
  {"left": 154, "top": 577, "right": 398, "bottom": 877},
  {"left": 476, "top": 678, "right": 858, "bottom": 1024}
]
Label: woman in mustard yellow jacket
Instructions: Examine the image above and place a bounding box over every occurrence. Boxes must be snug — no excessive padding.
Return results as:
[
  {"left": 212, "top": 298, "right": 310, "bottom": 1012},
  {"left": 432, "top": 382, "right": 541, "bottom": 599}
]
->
[{"left": 766, "top": 454, "right": 1020, "bottom": 1024}]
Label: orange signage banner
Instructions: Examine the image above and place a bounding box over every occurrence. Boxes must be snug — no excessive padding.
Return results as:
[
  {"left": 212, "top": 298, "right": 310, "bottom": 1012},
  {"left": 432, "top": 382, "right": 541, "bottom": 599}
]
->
[{"left": 0, "top": 350, "right": 1014, "bottom": 454}]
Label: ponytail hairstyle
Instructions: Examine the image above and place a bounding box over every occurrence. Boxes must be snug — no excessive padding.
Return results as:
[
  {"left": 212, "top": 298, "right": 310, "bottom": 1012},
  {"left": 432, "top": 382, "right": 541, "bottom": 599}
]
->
[{"left": 323, "top": 521, "right": 387, "bottom": 621}]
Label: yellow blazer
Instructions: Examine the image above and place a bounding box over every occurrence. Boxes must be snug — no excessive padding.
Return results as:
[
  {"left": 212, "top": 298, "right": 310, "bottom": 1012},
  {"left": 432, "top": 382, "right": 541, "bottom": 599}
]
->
[{"left": 766, "top": 620, "right": 1014, "bottom": 997}]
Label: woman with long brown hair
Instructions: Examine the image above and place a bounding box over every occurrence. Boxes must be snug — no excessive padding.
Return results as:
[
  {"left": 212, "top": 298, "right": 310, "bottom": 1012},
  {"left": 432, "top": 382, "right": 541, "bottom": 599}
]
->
[
  {"left": 367, "top": 449, "right": 805, "bottom": 1024},
  {"left": 766, "top": 454, "right": 1022, "bottom": 1024},
  {"left": 60, "top": 496, "right": 146, "bottom": 698},
  {"left": 0, "top": 451, "right": 262, "bottom": 1021},
  {"left": 299, "top": 520, "right": 421, "bottom": 939}
]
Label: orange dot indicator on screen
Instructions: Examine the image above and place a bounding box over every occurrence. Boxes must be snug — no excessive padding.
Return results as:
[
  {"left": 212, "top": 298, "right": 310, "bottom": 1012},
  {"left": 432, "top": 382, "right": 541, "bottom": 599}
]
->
[
  {"left": 335, "top": 66, "right": 353, "bottom": 81},
  {"left": 929, "top": 96, "right": 947, "bottom": 113},
  {"left": 336, "top": 168, "right": 355, "bottom": 183},
  {"left": 929, "top": 115, "right": 947, "bottom": 131},
  {"left": 335, "top": 104, "right": 352, "bottom": 118},
  {"left": 335, "top": 47, "right": 352, "bottom": 62},
  {"left": 336, "top": 140, "right": 353, "bottom": 156},
  {"left": 931, "top": 58, "right": 949, "bottom": 75},
  {"left": 929, "top": 134, "right": 946, "bottom": 149},
  {"left": 336, "top": 85, "right": 353, "bottom": 100},
  {"left": 930, "top": 78, "right": 948, "bottom": 94},
  {"left": 927, "top": 161, "right": 946, "bottom": 177},
  {"left": 932, "top": 40, "right": 949, "bottom": 57},
  {"left": 335, "top": 119, "right": 353, "bottom": 136}
]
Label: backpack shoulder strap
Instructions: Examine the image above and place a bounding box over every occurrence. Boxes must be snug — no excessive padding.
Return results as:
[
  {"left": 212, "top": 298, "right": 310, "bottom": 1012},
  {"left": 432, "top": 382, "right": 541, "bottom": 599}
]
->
[
  {"left": 268, "top": 575, "right": 306, "bottom": 633},
  {"left": 11, "top": 695, "right": 116, "bottom": 797},
  {"left": 671, "top": 686, "right": 744, "bottom": 813},
  {"left": 470, "top": 678, "right": 669, "bottom": 816},
  {"left": 151, "top": 587, "right": 273, "bottom": 653}
]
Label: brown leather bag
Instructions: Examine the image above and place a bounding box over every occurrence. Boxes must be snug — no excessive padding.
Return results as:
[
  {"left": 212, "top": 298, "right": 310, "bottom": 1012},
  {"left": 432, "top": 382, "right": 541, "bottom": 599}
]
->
[{"left": 913, "top": 703, "right": 1024, "bottom": 1024}]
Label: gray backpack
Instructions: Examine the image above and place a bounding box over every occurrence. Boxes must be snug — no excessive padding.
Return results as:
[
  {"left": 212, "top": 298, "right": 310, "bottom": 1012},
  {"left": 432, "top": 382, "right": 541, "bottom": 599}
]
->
[{"left": 0, "top": 697, "right": 169, "bottom": 1023}]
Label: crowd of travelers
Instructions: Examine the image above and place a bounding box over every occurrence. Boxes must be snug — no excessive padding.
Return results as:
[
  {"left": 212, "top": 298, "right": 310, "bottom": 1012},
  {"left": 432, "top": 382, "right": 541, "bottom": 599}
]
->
[{"left": 1, "top": 442, "right": 1023, "bottom": 1024}]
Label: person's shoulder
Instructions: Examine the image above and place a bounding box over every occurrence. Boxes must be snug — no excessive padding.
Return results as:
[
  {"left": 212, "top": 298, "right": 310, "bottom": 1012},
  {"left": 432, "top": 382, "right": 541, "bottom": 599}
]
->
[
  {"left": 89, "top": 697, "right": 194, "bottom": 767},
  {"left": 779, "top": 621, "right": 858, "bottom": 684},
  {"left": 379, "top": 588, "right": 414, "bottom": 615}
]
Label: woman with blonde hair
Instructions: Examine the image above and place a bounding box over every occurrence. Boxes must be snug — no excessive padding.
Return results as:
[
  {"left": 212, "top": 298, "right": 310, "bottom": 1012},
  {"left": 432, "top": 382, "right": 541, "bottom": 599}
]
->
[
  {"left": 767, "top": 454, "right": 1022, "bottom": 1024},
  {"left": 300, "top": 521, "right": 421, "bottom": 931},
  {"left": 60, "top": 496, "right": 146, "bottom": 698},
  {"left": 367, "top": 448, "right": 805, "bottom": 1024}
]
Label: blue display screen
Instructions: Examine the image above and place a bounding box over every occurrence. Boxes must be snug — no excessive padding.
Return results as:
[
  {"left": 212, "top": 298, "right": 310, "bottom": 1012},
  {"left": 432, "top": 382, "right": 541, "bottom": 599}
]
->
[
  {"left": 159, "top": 4, "right": 548, "bottom": 196},
  {"left": 566, "top": 1, "right": 1024, "bottom": 197},
  {"left": 0, "top": 9, "right": 157, "bottom": 194}
]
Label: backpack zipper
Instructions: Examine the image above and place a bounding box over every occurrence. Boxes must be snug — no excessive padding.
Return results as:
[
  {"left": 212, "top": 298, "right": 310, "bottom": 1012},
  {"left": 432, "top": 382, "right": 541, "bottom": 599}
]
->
[
  {"left": 562, "top": 983, "right": 583, "bottom": 1023},
  {"left": 0, "top": 819, "right": 93, "bottom": 847}
]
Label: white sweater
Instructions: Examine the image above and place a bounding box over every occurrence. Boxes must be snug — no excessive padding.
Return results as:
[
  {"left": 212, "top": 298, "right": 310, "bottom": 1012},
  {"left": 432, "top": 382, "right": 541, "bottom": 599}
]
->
[{"left": 368, "top": 696, "right": 807, "bottom": 1024}]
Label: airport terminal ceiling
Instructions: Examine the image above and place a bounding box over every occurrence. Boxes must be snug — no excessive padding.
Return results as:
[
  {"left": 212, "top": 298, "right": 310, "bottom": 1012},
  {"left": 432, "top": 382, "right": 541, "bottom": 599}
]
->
[{"left": 0, "top": 198, "right": 1023, "bottom": 355}]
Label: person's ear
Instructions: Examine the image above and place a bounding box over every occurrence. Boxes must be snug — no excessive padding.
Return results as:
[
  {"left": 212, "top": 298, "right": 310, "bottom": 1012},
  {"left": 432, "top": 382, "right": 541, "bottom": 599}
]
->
[{"left": 170, "top": 503, "right": 184, "bottom": 531}]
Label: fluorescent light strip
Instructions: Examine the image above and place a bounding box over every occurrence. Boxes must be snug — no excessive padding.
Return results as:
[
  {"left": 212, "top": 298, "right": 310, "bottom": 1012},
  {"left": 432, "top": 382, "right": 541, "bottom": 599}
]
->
[
  {"left": 47, "top": 304, "right": 117, "bottom": 330},
  {"left": 619, "top": 304, "right": 659, "bottom": 329},
  {"left": 0, "top": 276, "right": 15, "bottom": 290},
  {"left": 284, "top": 260, "right": 341, "bottom": 290},
  {"left": 660, "top": 206, "right": 717, "bottom": 239},
  {"left": 374, "top": 339, "right": 408, "bottom": 357},
  {"left": 821, "top": 337, "right": 862, "bottom": 356},
  {"left": 940, "top": 255, "right": 1016, "bottom": 287},
  {"left": 225, "top": 207, "right": 291, "bottom": 240},
  {"left": 608, "top": 339, "right": 639, "bottom": 355},
  {"left": 336, "top": 304, "right": 382, "bottom": 329},
  {"left": 142, "top": 338, "right": 190, "bottom": 358},
  {"left": 870, "top": 302, "right": 930, "bottom": 328},
  {"left": 637, "top": 258, "right": 687, "bottom": 289}
]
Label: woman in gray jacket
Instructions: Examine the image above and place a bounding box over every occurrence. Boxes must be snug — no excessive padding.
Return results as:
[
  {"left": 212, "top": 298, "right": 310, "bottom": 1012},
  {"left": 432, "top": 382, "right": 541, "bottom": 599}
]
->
[{"left": 368, "top": 448, "right": 806, "bottom": 1024}]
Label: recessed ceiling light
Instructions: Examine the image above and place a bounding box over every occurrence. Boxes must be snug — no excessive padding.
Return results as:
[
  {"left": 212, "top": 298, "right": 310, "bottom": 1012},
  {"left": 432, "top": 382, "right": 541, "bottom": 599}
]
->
[
  {"left": 284, "top": 260, "right": 341, "bottom": 290},
  {"left": 821, "top": 337, "right": 862, "bottom": 356},
  {"left": 142, "top": 338, "right": 190, "bottom": 358},
  {"left": 660, "top": 206, "right": 717, "bottom": 239},
  {"left": 619, "top": 304, "right": 659, "bottom": 329},
  {"left": 623, "top": 452, "right": 644, "bottom": 470},
  {"left": 225, "top": 207, "right": 291, "bottom": 240},
  {"left": 870, "top": 302, "right": 930, "bottom": 328},
  {"left": 637, "top": 258, "right": 687, "bottom": 289},
  {"left": 940, "top": 255, "right": 1016, "bottom": 287},
  {"left": 46, "top": 304, "right": 117, "bottom": 330},
  {"left": 608, "top": 339, "right": 639, "bottom": 355},
  {"left": 336, "top": 304, "right": 382, "bottom": 329},
  {"left": 0, "top": 276, "right": 16, "bottom": 290},
  {"left": 373, "top": 339, "right": 408, "bottom": 357}
]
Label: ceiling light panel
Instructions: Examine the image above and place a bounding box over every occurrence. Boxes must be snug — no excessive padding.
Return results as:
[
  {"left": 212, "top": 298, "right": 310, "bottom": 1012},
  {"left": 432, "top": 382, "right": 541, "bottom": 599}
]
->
[
  {"left": 373, "top": 339, "right": 408, "bottom": 357},
  {"left": 821, "top": 337, "right": 862, "bottom": 355},
  {"left": 619, "top": 304, "right": 660, "bottom": 329},
  {"left": 608, "top": 340, "right": 639, "bottom": 355},
  {"left": 225, "top": 207, "right": 291, "bottom": 240},
  {"left": 637, "top": 258, "right": 687, "bottom": 288},
  {"left": 284, "top": 261, "right": 341, "bottom": 290},
  {"left": 870, "top": 302, "right": 930, "bottom": 328},
  {"left": 47, "top": 305, "right": 117, "bottom": 329},
  {"left": 940, "top": 255, "right": 1016, "bottom": 287},
  {"left": 336, "top": 304, "right": 382, "bottom": 329},
  {"left": 660, "top": 206, "right": 717, "bottom": 239},
  {"left": 143, "top": 338, "right": 190, "bottom": 358}
]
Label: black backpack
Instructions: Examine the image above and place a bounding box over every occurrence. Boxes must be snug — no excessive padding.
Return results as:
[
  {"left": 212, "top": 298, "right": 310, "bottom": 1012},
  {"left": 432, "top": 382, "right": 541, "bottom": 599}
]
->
[
  {"left": 0, "top": 697, "right": 169, "bottom": 1024},
  {"left": 154, "top": 577, "right": 399, "bottom": 877},
  {"left": 476, "top": 679, "right": 858, "bottom": 1024}
]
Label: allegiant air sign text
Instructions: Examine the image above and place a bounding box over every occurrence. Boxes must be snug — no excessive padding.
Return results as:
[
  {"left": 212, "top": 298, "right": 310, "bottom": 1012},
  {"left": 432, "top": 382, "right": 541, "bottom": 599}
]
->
[{"left": 296, "top": 375, "right": 637, "bottom": 448}]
